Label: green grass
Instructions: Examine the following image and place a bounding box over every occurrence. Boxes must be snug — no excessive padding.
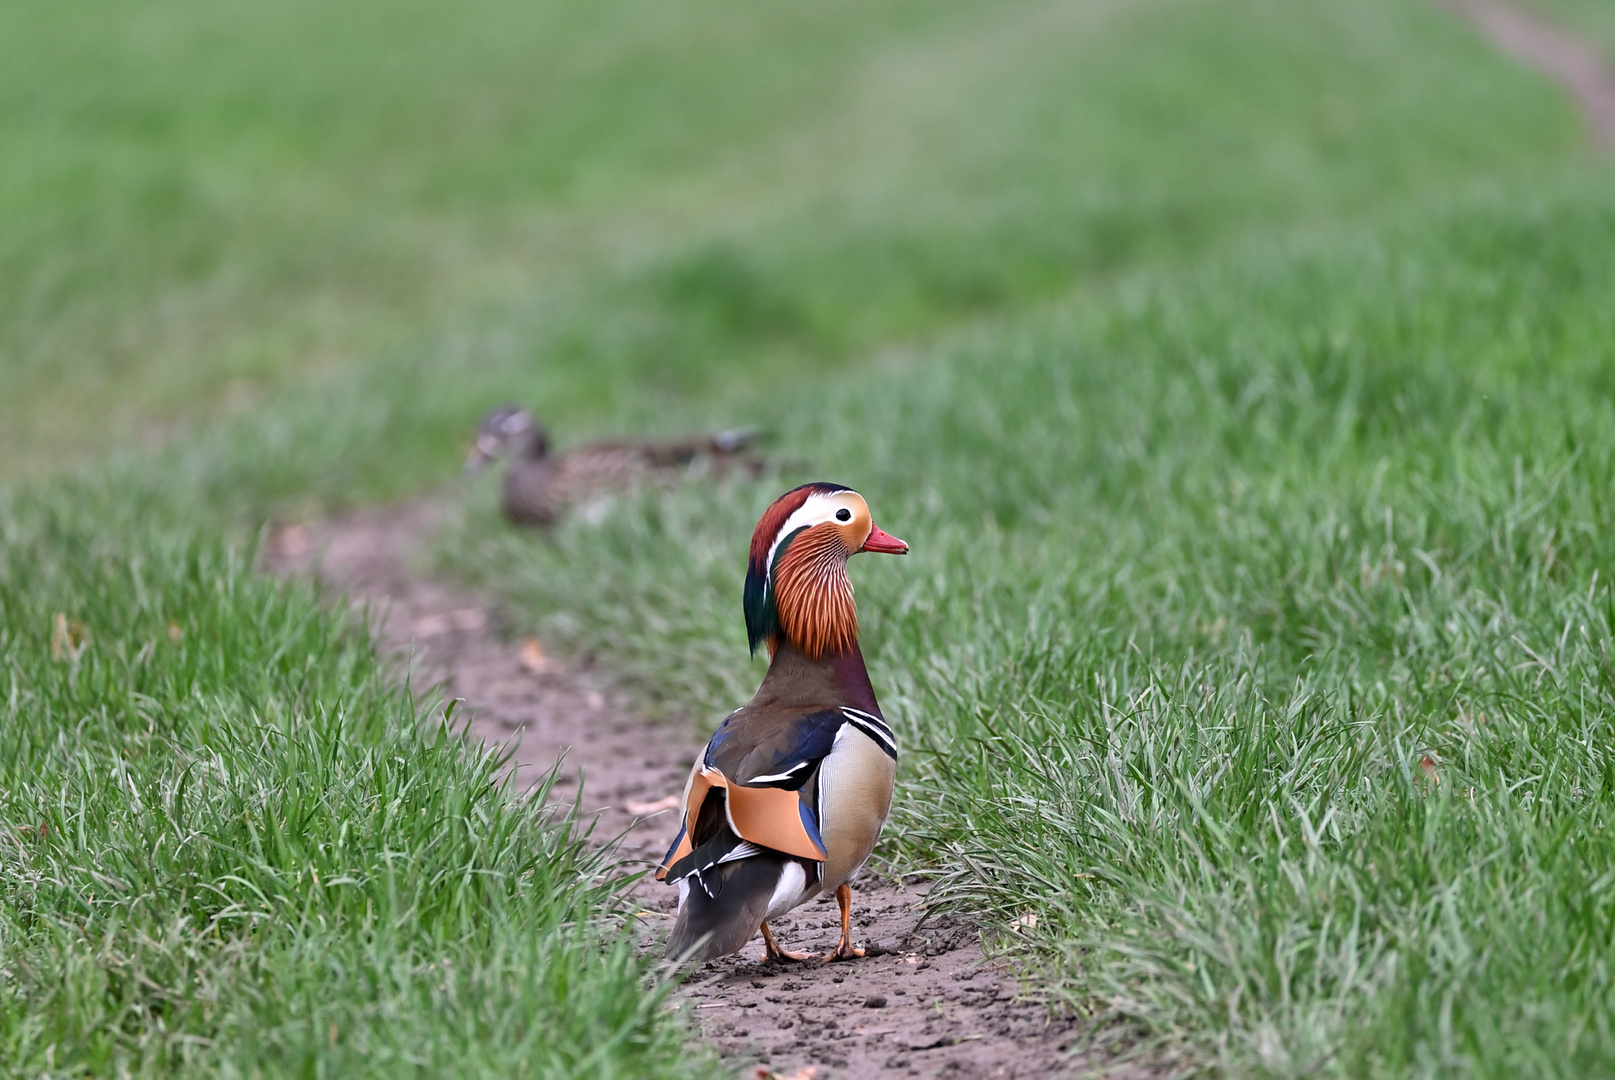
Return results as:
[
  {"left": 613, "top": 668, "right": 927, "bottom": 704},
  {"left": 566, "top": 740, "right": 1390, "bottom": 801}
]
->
[
  {"left": 0, "top": 485, "right": 710, "bottom": 1077},
  {"left": 7, "top": 0, "right": 1615, "bottom": 1074}
]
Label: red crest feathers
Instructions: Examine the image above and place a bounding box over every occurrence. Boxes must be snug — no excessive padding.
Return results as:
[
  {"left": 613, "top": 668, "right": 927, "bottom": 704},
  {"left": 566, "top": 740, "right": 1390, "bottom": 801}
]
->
[{"left": 748, "top": 488, "right": 813, "bottom": 579}]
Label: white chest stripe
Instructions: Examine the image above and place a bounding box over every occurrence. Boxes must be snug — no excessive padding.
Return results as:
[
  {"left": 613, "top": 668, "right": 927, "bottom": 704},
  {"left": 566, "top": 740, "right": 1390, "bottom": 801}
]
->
[{"left": 840, "top": 707, "right": 897, "bottom": 757}]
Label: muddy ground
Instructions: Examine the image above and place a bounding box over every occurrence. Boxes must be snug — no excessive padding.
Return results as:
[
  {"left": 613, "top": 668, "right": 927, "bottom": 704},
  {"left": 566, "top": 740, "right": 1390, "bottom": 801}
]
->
[{"left": 264, "top": 499, "right": 1161, "bottom": 1080}]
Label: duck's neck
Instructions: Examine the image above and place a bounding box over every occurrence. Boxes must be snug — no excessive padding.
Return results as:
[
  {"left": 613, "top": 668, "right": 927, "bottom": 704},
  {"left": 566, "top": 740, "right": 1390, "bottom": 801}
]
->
[
  {"left": 755, "top": 640, "right": 880, "bottom": 714},
  {"left": 516, "top": 429, "right": 550, "bottom": 461}
]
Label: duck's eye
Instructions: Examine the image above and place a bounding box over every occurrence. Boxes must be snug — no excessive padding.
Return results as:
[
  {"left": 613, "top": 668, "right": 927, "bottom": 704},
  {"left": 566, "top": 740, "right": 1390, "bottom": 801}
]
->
[{"left": 835, "top": 508, "right": 852, "bottom": 522}]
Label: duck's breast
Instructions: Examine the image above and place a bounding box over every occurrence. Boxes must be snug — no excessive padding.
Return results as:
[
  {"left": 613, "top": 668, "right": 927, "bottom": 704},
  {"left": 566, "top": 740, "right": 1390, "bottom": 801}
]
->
[
  {"left": 816, "top": 725, "right": 896, "bottom": 892},
  {"left": 503, "top": 459, "right": 559, "bottom": 525}
]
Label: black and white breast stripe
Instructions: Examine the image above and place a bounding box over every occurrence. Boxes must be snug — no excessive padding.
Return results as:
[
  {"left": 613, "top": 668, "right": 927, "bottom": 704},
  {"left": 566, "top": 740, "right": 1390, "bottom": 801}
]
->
[{"left": 840, "top": 707, "right": 897, "bottom": 759}]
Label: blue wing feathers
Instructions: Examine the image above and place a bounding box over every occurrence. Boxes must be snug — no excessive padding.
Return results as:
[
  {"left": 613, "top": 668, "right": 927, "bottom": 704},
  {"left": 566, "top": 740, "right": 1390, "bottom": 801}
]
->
[
  {"left": 740, "top": 709, "right": 845, "bottom": 788},
  {"left": 798, "top": 799, "right": 826, "bottom": 856}
]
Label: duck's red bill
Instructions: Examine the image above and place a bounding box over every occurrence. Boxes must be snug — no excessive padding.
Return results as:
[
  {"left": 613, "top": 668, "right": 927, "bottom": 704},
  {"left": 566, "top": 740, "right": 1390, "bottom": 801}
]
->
[{"left": 862, "top": 524, "right": 909, "bottom": 554}]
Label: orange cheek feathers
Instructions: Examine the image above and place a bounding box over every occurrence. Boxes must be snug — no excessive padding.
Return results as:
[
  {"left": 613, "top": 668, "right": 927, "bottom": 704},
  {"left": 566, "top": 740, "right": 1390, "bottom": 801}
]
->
[{"left": 772, "top": 528, "right": 859, "bottom": 658}]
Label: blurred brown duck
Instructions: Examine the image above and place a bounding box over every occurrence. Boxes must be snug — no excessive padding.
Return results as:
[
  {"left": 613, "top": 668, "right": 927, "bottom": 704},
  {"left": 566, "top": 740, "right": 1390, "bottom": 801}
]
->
[{"left": 463, "top": 405, "right": 766, "bottom": 526}]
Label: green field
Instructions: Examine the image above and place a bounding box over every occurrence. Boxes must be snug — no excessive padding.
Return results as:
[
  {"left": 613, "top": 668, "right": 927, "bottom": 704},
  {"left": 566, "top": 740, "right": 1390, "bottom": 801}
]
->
[{"left": 4, "top": 0, "right": 1615, "bottom": 1075}]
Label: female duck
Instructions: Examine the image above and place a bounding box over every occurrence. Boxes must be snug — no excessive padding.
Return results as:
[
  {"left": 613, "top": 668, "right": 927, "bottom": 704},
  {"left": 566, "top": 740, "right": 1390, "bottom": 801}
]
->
[
  {"left": 464, "top": 405, "right": 764, "bottom": 526},
  {"left": 658, "top": 483, "right": 908, "bottom": 963}
]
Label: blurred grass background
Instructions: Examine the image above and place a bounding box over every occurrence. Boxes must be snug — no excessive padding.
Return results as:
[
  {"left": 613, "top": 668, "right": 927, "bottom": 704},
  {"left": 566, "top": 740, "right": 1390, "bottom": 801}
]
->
[
  {"left": 5, "top": 0, "right": 1615, "bottom": 1075},
  {"left": 0, "top": 0, "right": 1581, "bottom": 486}
]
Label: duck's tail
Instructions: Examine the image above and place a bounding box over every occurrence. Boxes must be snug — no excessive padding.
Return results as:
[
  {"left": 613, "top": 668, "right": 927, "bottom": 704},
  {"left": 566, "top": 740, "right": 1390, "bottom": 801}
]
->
[{"left": 664, "top": 835, "right": 810, "bottom": 964}]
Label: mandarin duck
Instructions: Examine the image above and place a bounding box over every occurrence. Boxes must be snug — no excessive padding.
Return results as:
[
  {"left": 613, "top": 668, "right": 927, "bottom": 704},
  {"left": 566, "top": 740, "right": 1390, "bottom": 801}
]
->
[
  {"left": 658, "top": 483, "right": 908, "bottom": 964},
  {"left": 464, "top": 405, "right": 765, "bottom": 527}
]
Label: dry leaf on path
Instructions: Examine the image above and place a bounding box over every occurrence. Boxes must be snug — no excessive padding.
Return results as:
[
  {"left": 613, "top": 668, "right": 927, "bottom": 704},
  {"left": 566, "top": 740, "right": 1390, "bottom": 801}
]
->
[
  {"left": 272, "top": 524, "right": 311, "bottom": 558},
  {"left": 625, "top": 795, "right": 680, "bottom": 815},
  {"left": 519, "top": 636, "right": 561, "bottom": 673},
  {"left": 412, "top": 608, "right": 486, "bottom": 638},
  {"left": 755, "top": 1067, "right": 819, "bottom": 1080}
]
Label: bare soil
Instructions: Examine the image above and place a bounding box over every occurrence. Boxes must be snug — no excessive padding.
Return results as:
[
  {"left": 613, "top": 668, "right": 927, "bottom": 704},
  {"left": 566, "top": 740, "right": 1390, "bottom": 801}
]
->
[
  {"left": 263, "top": 500, "right": 1160, "bottom": 1080},
  {"left": 1436, "top": 0, "right": 1615, "bottom": 148}
]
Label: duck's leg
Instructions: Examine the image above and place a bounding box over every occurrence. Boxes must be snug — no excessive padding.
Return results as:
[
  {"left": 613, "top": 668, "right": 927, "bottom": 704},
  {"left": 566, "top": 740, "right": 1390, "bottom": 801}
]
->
[
  {"left": 760, "top": 920, "right": 812, "bottom": 962},
  {"left": 821, "top": 883, "right": 866, "bottom": 961}
]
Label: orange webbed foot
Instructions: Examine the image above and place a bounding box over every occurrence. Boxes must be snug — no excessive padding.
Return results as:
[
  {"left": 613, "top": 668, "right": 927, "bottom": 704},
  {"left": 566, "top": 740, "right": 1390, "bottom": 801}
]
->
[
  {"left": 760, "top": 921, "right": 812, "bottom": 962},
  {"left": 821, "top": 883, "right": 865, "bottom": 961},
  {"left": 819, "top": 941, "right": 865, "bottom": 962}
]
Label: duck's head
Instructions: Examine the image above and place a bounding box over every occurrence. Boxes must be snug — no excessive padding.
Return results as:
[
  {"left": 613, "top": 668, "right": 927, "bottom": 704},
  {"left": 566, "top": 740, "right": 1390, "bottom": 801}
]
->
[
  {"left": 464, "top": 405, "right": 550, "bottom": 475},
  {"left": 743, "top": 483, "right": 908, "bottom": 659}
]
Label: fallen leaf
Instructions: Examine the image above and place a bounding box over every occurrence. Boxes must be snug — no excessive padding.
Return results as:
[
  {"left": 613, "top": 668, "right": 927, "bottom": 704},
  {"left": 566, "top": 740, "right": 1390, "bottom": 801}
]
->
[
  {"left": 414, "top": 608, "right": 486, "bottom": 639},
  {"left": 625, "top": 794, "right": 680, "bottom": 815},
  {"left": 273, "top": 524, "right": 311, "bottom": 557},
  {"left": 50, "top": 613, "right": 90, "bottom": 663},
  {"left": 1008, "top": 912, "right": 1038, "bottom": 935},
  {"left": 449, "top": 608, "right": 485, "bottom": 631},
  {"left": 519, "top": 637, "right": 557, "bottom": 673},
  {"left": 412, "top": 614, "right": 451, "bottom": 637},
  {"left": 1420, "top": 755, "right": 1441, "bottom": 785}
]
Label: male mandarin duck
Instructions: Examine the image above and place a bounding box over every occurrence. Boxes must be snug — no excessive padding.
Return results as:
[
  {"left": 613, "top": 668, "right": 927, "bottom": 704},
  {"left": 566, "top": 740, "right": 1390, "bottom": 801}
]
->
[
  {"left": 658, "top": 483, "right": 908, "bottom": 964},
  {"left": 464, "top": 405, "right": 765, "bottom": 527}
]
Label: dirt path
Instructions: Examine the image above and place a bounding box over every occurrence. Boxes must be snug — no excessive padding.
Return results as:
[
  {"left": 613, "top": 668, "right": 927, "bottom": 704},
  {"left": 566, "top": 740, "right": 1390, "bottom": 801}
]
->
[
  {"left": 264, "top": 500, "right": 1149, "bottom": 1080},
  {"left": 1436, "top": 0, "right": 1615, "bottom": 148}
]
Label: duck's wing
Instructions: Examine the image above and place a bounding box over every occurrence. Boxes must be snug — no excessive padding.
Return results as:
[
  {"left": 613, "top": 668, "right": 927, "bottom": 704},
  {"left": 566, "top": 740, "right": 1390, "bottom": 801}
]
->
[
  {"left": 545, "top": 445, "right": 655, "bottom": 502},
  {"left": 541, "top": 430, "right": 771, "bottom": 510},
  {"left": 564, "top": 428, "right": 766, "bottom": 472},
  {"left": 622, "top": 427, "right": 766, "bottom": 467},
  {"left": 656, "top": 706, "right": 895, "bottom": 879}
]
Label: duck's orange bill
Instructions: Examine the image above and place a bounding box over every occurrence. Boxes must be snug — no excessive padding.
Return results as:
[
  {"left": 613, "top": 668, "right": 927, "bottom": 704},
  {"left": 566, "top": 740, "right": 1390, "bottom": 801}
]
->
[{"left": 862, "top": 524, "right": 908, "bottom": 554}]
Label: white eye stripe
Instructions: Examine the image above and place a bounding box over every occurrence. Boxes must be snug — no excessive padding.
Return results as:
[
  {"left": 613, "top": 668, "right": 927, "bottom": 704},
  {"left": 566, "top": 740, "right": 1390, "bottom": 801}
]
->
[{"left": 762, "top": 491, "right": 855, "bottom": 598}]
